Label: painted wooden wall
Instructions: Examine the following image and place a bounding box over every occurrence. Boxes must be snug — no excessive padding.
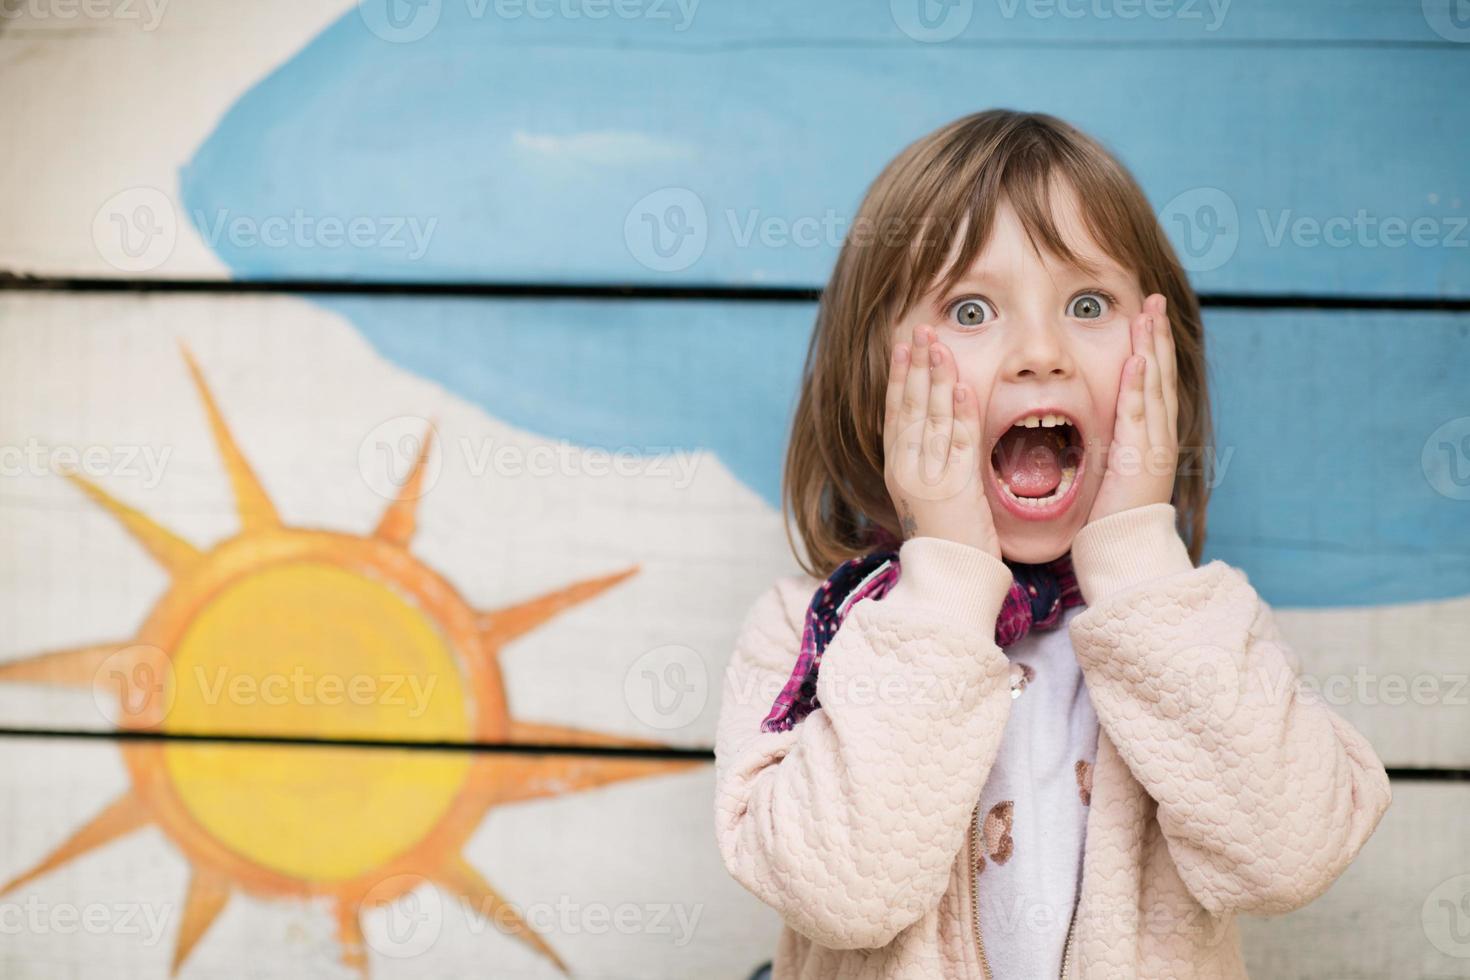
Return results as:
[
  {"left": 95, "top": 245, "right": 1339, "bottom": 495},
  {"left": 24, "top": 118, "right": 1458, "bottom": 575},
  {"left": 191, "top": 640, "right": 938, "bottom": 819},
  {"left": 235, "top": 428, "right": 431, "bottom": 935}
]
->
[{"left": 0, "top": 1, "right": 1467, "bottom": 977}]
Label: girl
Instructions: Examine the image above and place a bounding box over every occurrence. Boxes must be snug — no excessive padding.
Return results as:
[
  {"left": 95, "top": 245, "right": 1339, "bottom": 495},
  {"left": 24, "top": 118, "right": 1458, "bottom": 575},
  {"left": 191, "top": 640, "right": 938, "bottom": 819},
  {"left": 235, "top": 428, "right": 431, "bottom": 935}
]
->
[{"left": 713, "top": 110, "right": 1391, "bottom": 979}]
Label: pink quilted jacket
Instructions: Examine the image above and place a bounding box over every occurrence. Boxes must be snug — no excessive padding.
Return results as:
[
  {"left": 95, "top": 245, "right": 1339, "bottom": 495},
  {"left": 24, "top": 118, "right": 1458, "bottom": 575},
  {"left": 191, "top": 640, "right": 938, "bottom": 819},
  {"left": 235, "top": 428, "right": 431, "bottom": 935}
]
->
[{"left": 714, "top": 503, "right": 1392, "bottom": 979}]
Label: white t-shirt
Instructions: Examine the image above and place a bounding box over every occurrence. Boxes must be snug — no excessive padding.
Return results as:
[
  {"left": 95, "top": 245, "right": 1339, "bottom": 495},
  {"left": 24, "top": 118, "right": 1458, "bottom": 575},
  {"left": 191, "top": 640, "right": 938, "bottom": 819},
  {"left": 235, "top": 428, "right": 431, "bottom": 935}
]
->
[{"left": 973, "top": 602, "right": 1098, "bottom": 978}]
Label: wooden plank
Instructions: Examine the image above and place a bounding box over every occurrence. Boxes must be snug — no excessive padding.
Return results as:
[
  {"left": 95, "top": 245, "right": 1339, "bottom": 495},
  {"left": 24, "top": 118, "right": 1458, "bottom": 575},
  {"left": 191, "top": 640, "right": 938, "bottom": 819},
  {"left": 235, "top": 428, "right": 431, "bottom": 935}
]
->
[
  {"left": 0, "top": 2, "right": 1465, "bottom": 295},
  {"left": 1240, "top": 780, "right": 1470, "bottom": 979},
  {"left": 1, "top": 293, "right": 1466, "bottom": 768},
  {"left": 0, "top": 734, "right": 1461, "bottom": 979},
  {"left": 0, "top": 734, "right": 774, "bottom": 979},
  {"left": 0, "top": 291, "right": 805, "bottom": 752}
]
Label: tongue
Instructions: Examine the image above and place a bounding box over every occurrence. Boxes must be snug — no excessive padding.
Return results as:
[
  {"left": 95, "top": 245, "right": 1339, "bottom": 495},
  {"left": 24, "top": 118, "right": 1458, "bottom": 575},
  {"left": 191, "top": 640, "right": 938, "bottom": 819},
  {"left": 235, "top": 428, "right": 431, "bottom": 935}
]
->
[{"left": 993, "top": 427, "right": 1063, "bottom": 497}]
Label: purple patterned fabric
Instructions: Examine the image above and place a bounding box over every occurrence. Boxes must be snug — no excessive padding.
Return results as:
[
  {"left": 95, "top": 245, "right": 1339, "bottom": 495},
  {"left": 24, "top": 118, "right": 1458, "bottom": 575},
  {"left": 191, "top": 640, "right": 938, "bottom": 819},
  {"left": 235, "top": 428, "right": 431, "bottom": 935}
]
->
[{"left": 759, "top": 541, "right": 1082, "bottom": 733}]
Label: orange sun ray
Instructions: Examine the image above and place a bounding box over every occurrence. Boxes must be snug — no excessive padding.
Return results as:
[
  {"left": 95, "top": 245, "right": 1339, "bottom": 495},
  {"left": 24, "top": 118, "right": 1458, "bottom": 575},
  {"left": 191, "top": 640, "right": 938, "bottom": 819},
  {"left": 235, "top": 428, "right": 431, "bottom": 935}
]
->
[
  {"left": 2, "top": 343, "right": 690, "bottom": 978},
  {"left": 432, "top": 855, "right": 569, "bottom": 975},
  {"left": 477, "top": 566, "right": 640, "bottom": 650},
  {"left": 372, "top": 419, "right": 436, "bottom": 546},
  {"left": 473, "top": 752, "right": 701, "bottom": 810},
  {"left": 62, "top": 472, "right": 201, "bottom": 574},
  {"left": 170, "top": 867, "right": 231, "bottom": 976},
  {"left": 1, "top": 790, "right": 152, "bottom": 895},
  {"left": 0, "top": 641, "right": 130, "bottom": 688},
  {"left": 336, "top": 898, "right": 369, "bottom": 977},
  {"left": 179, "top": 343, "right": 281, "bottom": 534}
]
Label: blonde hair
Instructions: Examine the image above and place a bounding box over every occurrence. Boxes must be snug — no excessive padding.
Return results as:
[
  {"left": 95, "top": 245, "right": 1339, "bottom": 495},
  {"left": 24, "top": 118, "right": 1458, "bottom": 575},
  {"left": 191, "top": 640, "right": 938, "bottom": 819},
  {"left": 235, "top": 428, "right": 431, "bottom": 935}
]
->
[{"left": 783, "top": 109, "right": 1213, "bottom": 578}]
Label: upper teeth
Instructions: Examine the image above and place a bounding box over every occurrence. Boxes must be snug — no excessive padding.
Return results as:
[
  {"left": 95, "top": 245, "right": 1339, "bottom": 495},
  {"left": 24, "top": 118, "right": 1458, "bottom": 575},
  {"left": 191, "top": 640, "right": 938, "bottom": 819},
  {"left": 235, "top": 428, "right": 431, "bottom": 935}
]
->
[{"left": 1013, "top": 413, "right": 1070, "bottom": 429}]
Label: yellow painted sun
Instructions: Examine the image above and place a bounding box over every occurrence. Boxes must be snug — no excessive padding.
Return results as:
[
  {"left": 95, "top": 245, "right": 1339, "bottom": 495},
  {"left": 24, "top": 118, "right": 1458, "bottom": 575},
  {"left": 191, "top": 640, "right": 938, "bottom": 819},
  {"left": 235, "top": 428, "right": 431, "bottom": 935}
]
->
[{"left": 0, "top": 344, "right": 695, "bottom": 976}]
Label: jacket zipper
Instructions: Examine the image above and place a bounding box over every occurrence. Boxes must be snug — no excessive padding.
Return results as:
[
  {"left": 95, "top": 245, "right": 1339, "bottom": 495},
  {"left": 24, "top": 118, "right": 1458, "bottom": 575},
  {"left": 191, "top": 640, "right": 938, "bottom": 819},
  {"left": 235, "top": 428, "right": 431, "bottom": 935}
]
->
[
  {"left": 1058, "top": 894, "right": 1078, "bottom": 979},
  {"left": 966, "top": 804, "right": 993, "bottom": 980},
  {"left": 968, "top": 799, "right": 1080, "bottom": 980}
]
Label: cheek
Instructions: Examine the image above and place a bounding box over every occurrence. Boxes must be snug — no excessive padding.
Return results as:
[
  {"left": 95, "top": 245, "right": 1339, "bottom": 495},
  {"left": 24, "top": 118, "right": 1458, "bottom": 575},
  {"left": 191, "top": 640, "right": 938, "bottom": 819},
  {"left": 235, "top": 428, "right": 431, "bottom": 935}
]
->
[
  {"left": 890, "top": 307, "right": 943, "bottom": 357},
  {"left": 949, "top": 349, "right": 1003, "bottom": 405},
  {"left": 1079, "top": 337, "right": 1133, "bottom": 442}
]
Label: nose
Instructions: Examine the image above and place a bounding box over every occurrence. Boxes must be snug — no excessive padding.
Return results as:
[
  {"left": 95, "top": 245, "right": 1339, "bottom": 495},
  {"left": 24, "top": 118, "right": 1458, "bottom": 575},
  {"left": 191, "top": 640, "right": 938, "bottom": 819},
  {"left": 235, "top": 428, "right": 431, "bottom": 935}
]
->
[{"left": 1002, "top": 313, "right": 1073, "bottom": 380}]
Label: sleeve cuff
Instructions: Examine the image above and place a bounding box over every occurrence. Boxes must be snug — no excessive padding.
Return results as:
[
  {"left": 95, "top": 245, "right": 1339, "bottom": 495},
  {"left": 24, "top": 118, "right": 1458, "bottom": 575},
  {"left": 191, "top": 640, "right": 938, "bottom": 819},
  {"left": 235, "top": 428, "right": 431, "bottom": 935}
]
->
[
  {"left": 1070, "top": 502, "right": 1195, "bottom": 604},
  {"left": 880, "top": 536, "right": 1017, "bottom": 635}
]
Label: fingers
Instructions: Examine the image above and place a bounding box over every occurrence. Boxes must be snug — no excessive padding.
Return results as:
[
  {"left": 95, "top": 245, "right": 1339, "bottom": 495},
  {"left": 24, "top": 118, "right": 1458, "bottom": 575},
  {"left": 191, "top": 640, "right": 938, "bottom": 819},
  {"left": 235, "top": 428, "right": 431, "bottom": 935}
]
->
[
  {"left": 1150, "top": 293, "right": 1179, "bottom": 440},
  {"left": 1113, "top": 312, "right": 1150, "bottom": 491},
  {"left": 1119, "top": 311, "right": 1149, "bottom": 430},
  {"left": 1117, "top": 346, "right": 1147, "bottom": 431},
  {"left": 883, "top": 322, "right": 977, "bottom": 507},
  {"left": 922, "top": 338, "right": 956, "bottom": 483},
  {"left": 1140, "top": 306, "right": 1168, "bottom": 450},
  {"left": 899, "top": 325, "right": 935, "bottom": 467},
  {"left": 883, "top": 335, "right": 910, "bottom": 459},
  {"left": 1124, "top": 297, "right": 1171, "bottom": 452},
  {"left": 950, "top": 379, "right": 981, "bottom": 477}
]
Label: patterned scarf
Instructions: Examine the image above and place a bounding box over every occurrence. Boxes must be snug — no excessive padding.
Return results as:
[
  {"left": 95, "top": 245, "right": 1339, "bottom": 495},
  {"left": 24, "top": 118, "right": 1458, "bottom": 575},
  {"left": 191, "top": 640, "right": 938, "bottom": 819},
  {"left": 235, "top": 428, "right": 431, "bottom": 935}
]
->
[{"left": 759, "top": 535, "right": 1083, "bottom": 733}]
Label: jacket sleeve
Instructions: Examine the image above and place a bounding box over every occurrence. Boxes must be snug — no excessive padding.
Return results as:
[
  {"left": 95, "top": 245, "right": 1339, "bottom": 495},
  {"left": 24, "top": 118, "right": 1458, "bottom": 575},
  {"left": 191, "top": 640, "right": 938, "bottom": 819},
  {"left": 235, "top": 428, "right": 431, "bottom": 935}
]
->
[
  {"left": 1067, "top": 502, "right": 1393, "bottom": 917},
  {"left": 713, "top": 536, "right": 1017, "bottom": 949}
]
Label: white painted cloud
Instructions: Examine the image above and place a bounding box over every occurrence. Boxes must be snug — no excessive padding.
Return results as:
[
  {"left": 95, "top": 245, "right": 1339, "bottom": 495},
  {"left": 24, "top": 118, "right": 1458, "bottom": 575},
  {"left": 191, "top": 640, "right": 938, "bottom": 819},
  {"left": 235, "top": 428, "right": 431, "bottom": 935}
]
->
[{"left": 511, "top": 129, "right": 695, "bottom": 166}]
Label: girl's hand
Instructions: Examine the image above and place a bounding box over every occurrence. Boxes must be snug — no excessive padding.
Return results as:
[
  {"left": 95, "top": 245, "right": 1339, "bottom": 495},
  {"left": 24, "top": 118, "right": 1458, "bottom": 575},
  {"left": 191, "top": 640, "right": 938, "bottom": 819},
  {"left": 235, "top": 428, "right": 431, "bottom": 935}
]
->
[
  {"left": 1087, "top": 293, "right": 1180, "bottom": 524},
  {"left": 883, "top": 322, "right": 1002, "bottom": 558}
]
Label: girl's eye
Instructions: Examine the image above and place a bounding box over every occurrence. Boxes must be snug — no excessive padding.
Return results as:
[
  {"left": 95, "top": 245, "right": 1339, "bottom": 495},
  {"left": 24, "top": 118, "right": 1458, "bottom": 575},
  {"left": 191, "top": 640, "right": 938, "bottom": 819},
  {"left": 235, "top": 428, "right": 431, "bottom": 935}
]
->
[
  {"left": 947, "top": 297, "right": 996, "bottom": 328},
  {"left": 1068, "top": 291, "right": 1113, "bottom": 320}
]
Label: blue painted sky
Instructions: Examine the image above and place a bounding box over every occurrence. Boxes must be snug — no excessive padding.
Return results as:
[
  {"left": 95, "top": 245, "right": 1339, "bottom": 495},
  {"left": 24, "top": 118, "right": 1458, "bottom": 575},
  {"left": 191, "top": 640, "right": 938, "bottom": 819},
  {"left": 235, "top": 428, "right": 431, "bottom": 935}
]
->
[
  {"left": 177, "top": 0, "right": 1469, "bottom": 295},
  {"left": 307, "top": 296, "right": 1470, "bottom": 609},
  {"left": 179, "top": 3, "right": 1470, "bottom": 609}
]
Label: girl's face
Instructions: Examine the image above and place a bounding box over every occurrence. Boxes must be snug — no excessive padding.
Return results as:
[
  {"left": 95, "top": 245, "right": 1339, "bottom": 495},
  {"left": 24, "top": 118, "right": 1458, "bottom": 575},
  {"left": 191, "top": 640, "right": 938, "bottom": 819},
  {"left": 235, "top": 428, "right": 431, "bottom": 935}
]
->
[{"left": 893, "top": 184, "right": 1141, "bottom": 563}]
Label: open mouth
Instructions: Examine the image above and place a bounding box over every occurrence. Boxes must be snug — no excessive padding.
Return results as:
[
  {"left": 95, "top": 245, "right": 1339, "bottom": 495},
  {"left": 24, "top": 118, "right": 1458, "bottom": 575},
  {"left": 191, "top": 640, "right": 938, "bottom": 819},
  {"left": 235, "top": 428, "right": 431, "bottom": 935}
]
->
[{"left": 989, "top": 411, "right": 1086, "bottom": 513}]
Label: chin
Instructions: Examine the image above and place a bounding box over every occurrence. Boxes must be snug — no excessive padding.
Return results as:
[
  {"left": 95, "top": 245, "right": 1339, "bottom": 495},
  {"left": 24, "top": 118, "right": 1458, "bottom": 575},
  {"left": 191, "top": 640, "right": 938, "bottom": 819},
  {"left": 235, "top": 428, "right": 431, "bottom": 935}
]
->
[
  {"left": 987, "top": 465, "right": 1101, "bottom": 565},
  {"left": 997, "top": 532, "right": 1072, "bottom": 565},
  {"left": 993, "top": 500, "right": 1092, "bottom": 564}
]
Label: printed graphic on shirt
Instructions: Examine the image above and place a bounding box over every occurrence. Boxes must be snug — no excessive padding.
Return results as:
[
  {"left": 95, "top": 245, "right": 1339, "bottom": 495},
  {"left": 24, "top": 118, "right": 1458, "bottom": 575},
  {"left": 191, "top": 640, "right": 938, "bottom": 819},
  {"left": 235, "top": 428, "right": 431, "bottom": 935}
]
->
[
  {"left": 1008, "top": 662, "right": 1036, "bottom": 699},
  {"left": 975, "top": 800, "right": 1015, "bottom": 875},
  {"left": 1075, "top": 760, "right": 1093, "bottom": 806}
]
